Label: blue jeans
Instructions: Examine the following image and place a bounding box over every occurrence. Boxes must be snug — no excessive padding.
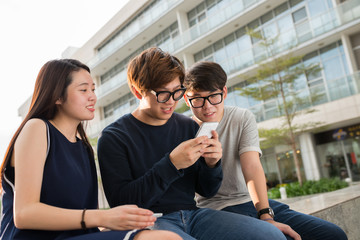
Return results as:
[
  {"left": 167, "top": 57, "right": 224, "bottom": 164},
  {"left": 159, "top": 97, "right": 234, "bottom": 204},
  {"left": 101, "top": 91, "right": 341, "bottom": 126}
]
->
[
  {"left": 154, "top": 208, "right": 286, "bottom": 240},
  {"left": 222, "top": 200, "right": 347, "bottom": 240}
]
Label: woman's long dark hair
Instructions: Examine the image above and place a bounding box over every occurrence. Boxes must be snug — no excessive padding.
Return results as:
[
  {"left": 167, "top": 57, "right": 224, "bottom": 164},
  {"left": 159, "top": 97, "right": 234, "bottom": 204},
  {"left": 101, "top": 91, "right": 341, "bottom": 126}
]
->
[{"left": 1, "top": 59, "right": 94, "bottom": 187}]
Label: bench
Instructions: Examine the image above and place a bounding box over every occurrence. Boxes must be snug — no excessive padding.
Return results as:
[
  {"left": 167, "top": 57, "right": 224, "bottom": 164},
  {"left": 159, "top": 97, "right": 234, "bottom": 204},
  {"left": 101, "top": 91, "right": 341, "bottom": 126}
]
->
[{"left": 278, "top": 183, "right": 360, "bottom": 240}]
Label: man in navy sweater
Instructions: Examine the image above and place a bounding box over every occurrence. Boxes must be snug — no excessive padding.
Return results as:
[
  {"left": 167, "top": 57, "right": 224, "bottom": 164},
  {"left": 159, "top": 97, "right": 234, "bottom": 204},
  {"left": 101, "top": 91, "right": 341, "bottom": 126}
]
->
[{"left": 97, "top": 47, "right": 286, "bottom": 240}]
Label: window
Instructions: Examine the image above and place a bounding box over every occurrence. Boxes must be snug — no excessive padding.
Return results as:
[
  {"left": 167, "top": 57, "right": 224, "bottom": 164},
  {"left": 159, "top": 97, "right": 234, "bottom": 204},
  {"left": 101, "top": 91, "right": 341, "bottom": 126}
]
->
[
  {"left": 261, "top": 11, "right": 274, "bottom": 24},
  {"left": 292, "top": 7, "right": 307, "bottom": 23},
  {"left": 274, "top": 2, "right": 289, "bottom": 16},
  {"left": 290, "top": 0, "right": 303, "bottom": 7}
]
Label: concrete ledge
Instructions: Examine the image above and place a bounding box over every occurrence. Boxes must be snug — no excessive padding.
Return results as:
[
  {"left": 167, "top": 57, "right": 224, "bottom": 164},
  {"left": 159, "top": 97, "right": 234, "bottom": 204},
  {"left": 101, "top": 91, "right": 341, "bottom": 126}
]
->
[{"left": 278, "top": 183, "right": 360, "bottom": 240}]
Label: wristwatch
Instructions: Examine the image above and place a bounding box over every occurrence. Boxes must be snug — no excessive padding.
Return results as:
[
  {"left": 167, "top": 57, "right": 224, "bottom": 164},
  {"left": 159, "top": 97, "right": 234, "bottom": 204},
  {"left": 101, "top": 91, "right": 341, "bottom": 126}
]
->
[{"left": 257, "top": 207, "right": 275, "bottom": 219}]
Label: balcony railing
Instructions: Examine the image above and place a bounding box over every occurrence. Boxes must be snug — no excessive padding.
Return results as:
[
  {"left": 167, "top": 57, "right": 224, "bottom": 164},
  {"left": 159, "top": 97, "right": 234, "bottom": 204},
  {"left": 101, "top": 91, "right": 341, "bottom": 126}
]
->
[
  {"left": 88, "top": 0, "right": 181, "bottom": 68},
  {"left": 217, "top": 0, "right": 360, "bottom": 75},
  {"left": 173, "top": 0, "right": 263, "bottom": 49},
  {"left": 96, "top": 69, "right": 127, "bottom": 99},
  {"left": 244, "top": 71, "right": 360, "bottom": 123}
]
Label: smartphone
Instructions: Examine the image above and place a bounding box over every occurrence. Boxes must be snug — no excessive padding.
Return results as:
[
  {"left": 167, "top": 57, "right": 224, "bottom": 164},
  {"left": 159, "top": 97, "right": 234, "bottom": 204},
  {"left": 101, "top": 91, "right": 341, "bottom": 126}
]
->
[
  {"left": 153, "top": 213, "right": 163, "bottom": 218},
  {"left": 195, "top": 122, "right": 219, "bottom": 138}
]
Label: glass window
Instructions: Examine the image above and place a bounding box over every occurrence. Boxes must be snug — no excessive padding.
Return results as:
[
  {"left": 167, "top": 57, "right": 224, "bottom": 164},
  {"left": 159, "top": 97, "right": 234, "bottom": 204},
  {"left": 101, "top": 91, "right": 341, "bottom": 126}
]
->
[
  {"left": 251, "top": 30, "right": 262, "bottom": 44},
  {"left": 265, "top": 108, "right": 279, "bottom": 119},
  {"left": 224, "top": 34, "right": 235, "bottom": 45},
  {"left": 264, "top": 99, "right": 277, "bottom": 110},
  {"left": 303, "top": 51, "right": 319, "bottom": 62},
  {"left": 290, "top": 0, "right": 303, "bottom": 7},
  {"left": 233, "top": 88, "right": 250, "bottom": 108},
  {"left": 197, "top": 2, "right": 206, "bottom": 13},
  {"left": 296, "top": 21, "right": 312, "bottom": 43},
  {"left": 250, "top": 104, "right": 264, "bottom": 122},
  {"left": 194, "top": 52, "right": 203, "bottom": 62},
  {"left": 224, "top": 92, "right": 236, "bottom": 106},
  {"left": 236, "top": 34, "right": 252, "bottom": 50},
  {"left": 198, "top": 12, "right": 206, "bottom": 22},
  {"left": 248, "top": 19, "right": 260, "bottom": 30},
  {"left": 297, "top": 88, "right": 311, "bottom": 109},
  {"left": 225, "top": 39, "right": 238, "bottom": 58},
  {"left": 293, "top": 74, "right": 307, "bottom": 90},
  {"left": 189, "top": 19, "right": 197, "bottom": 27},
  {"left": 206, "top": 0, "right": 216, "bottom": 8},
  {"left": 320, "top": 43, "right": 338, "bottom": 60},
  {"left": 277, "top": 14, "right": 293, "bottom": 33},
  {"left": 261, "top": 11, "right": 274, "bottom": 24},
  {"left": 292, "top": 7, "right": 307, "bottom": 23},
  {"left": 243, "top": 0, "right": 257, "bottom": 8},
  {"left": 310, "top": 84, "right": 327, "bottom": 105},
  {"left": 204, "top": 55, "right": 214, "bottom": 62},
  {"left": 214, "top": 39, "right": 224, "bottom": 51},
  {"left": 328, "top": 77, "right": 350, "bottom": 101},
  {"left": 308, "top": 0, "right": 328, "bottom": 17},
  {"left": 188, "top": 9, "right": 196, "bottom": 19},
  {"left": 238, "top": 48, "right": 254, "bottom": 68},
  {"left": 214, "top": 48, "right": 227, "bottom": 62},
  {"left": 274, "top": 2, "right": 289, "bottom": 16},
  {"left": 323, "top": 56, "right": 344, "bottom": 81},
  {"left": 308, "top": 78, "right": 323, "bottom": 87},
  {"left": 263, "top": 22, "right": 278, "bottom": 39},
  {"left": 204, "top": 45, "right": 213, "bottom": 57},
  {"left": 235, "top": 27, "right": 246, "bottom": 38}
]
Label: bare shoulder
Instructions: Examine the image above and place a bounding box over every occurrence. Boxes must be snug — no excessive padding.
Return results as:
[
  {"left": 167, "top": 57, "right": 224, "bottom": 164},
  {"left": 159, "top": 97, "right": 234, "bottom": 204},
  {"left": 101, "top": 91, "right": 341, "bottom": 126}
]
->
[
  {"left": 13, "top": 119, "right": 48, "bottom": 167},
  {"left": 22, "top": 118, "right": 46, "bottom": 134},
  {"left": 16, "top": 119, "right": 47, "bottom": 146}
]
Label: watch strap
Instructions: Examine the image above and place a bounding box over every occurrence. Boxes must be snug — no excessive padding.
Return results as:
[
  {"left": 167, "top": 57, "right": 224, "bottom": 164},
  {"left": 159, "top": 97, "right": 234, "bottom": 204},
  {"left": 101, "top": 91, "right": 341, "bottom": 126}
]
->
[{"left": 257, "top": 207, "right": 274, "bottom": 218}]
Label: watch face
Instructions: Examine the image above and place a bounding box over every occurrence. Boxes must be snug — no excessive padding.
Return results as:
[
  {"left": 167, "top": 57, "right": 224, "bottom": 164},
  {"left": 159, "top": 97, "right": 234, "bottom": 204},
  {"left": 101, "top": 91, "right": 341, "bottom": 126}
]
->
[{"left": 269, "top": 208, "right": 274, "bottom": 217}]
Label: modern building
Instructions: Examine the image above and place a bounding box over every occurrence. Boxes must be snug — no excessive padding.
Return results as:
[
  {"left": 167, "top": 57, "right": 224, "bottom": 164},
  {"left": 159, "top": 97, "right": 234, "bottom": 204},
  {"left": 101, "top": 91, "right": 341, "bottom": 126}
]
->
[{"left": 22, "top": 0, "right": 360, "bottom": 188}]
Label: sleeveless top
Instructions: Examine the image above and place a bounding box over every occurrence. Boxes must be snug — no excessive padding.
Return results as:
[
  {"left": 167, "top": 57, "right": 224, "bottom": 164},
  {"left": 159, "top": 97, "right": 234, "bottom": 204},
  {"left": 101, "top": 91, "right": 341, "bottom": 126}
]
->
[{"left": 1, "top": 119, "right": 99, "bottom": 239}]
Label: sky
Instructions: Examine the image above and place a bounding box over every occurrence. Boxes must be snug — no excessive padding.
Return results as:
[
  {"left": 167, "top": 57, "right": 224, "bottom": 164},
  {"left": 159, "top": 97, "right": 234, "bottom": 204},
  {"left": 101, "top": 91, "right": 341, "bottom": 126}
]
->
[{"left": 0, "top": 0, "right": 130, "bottom": 159}]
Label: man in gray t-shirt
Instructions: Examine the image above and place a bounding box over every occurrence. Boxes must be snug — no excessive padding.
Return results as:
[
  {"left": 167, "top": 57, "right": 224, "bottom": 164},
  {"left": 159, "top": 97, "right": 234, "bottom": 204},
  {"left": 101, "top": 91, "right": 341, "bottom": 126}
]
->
[
  {"left": 198, "top": 105, "right": 260, "bottom": 210},
  {"left": 183, "top": 61, "right": 347, "bottom": 240}
]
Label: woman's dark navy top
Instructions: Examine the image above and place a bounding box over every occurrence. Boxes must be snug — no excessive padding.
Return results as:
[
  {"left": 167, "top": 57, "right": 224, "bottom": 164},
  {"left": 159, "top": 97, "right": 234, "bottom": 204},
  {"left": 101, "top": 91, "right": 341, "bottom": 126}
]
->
[{"left": 0, "top": 120, "right": 99, "bottom": 239}]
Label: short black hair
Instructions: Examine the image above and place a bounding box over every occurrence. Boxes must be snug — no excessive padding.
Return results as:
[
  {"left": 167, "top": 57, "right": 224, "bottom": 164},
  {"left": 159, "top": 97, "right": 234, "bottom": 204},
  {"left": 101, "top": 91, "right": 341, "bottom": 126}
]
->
[{"left": 184, "top": 61, "right": 227, "bottom": 92}]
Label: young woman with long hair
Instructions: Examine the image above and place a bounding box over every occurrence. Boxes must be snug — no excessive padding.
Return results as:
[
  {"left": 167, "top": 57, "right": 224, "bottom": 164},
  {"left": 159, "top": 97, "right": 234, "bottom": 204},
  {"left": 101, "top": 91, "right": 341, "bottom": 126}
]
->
[{"left": 0, "top": 59, "right": 181, "bottom": 240}]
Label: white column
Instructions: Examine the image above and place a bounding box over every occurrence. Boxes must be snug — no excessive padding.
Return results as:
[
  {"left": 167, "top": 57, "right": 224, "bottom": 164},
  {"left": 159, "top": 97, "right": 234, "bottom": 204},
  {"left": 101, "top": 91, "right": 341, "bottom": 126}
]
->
[
  {"left": 176, "top": 10, "right": 194, "bottom": 68},
  {"left": 183, "top": 52, "right": 195, "bottom": 69},
  {"left": 341, "top": 34, "right": 357, "bottom": 75},
  {"left": 299, "top": 132, "right": 321, "bottom": 180},
  {"left": 176, "top": 10, "right": 189, "bottom": 35}
]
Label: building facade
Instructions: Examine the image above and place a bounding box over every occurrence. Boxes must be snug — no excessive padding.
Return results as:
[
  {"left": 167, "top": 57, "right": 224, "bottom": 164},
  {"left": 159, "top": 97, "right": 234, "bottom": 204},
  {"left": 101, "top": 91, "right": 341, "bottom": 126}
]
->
[{"left": 56, "top": 0, "right": 360, "bottom": 186}]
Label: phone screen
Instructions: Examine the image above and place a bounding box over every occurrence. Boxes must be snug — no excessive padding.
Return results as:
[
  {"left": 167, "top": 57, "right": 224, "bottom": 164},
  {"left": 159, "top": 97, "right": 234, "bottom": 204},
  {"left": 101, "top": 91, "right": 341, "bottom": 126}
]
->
[{"left": 195, "top": 122, "right": 219, "bottom": 138}]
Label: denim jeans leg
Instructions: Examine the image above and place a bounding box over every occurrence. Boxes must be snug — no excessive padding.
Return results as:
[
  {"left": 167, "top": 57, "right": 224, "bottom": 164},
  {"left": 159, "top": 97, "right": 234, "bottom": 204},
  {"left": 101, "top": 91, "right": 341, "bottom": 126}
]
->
[
  {"left": 188, "top": 208, "right": 286, "bottom": 240},
  {"left": 222, "top": 200, "right": 347, "bottom": 240},
  {"left": 268, "top": 199, "right": 347, "bottom": 240},
  {"left": 154, "top": 211, "right": 196, "bottom": 240}
]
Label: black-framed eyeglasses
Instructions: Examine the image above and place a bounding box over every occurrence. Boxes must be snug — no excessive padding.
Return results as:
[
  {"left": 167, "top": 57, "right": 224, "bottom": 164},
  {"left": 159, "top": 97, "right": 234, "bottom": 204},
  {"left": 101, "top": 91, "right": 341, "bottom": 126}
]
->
[
  {"left": 187, "top": 92, "right": 223, "bottom": 108},
  {"left": 150, "top": 87, "right": 186, "bottom": 103}
]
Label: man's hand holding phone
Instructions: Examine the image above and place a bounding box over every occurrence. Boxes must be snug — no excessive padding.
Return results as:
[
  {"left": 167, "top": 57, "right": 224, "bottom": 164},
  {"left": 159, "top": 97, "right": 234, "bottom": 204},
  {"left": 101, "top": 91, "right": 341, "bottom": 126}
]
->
[
  {"left": 169, "top": 122, "right": 222, "bottom": 169},
  {"left": 195, "top": 122, "right": 222, "bottom": 168}
]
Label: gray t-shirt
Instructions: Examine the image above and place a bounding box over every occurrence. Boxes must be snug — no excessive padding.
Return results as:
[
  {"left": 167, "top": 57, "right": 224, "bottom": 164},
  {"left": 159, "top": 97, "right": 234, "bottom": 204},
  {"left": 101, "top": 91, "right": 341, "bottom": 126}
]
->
[{"left": 196, "top": 106, "right": 262, "bottom": 210}]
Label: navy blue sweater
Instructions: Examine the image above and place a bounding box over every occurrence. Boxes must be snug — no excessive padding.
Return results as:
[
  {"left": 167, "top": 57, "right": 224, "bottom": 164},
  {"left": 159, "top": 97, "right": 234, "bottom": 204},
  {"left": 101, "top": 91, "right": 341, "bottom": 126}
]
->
[{"left": 97, "top": 113, "right": 222, "bottom": 214}]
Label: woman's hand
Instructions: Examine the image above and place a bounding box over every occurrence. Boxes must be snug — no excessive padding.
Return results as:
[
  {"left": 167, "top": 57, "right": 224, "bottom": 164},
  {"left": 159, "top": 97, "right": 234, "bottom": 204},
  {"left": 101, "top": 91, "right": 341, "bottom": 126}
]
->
[{"left": 100, "top": 205, "right": 157, "bottom": 230}]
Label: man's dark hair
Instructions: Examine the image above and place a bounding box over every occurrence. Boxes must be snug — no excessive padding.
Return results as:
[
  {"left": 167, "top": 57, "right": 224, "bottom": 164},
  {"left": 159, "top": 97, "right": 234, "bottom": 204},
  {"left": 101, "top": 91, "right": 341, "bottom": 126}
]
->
[{"left": 184, "top": 61, "right": 227, "bottom": 92}]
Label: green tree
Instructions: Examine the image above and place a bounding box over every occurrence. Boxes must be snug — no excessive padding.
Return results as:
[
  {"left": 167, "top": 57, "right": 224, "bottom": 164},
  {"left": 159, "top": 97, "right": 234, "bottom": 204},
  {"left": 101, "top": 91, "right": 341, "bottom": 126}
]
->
[{"left": 239, "top": 30, "right": 322, "bottom": 185}]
